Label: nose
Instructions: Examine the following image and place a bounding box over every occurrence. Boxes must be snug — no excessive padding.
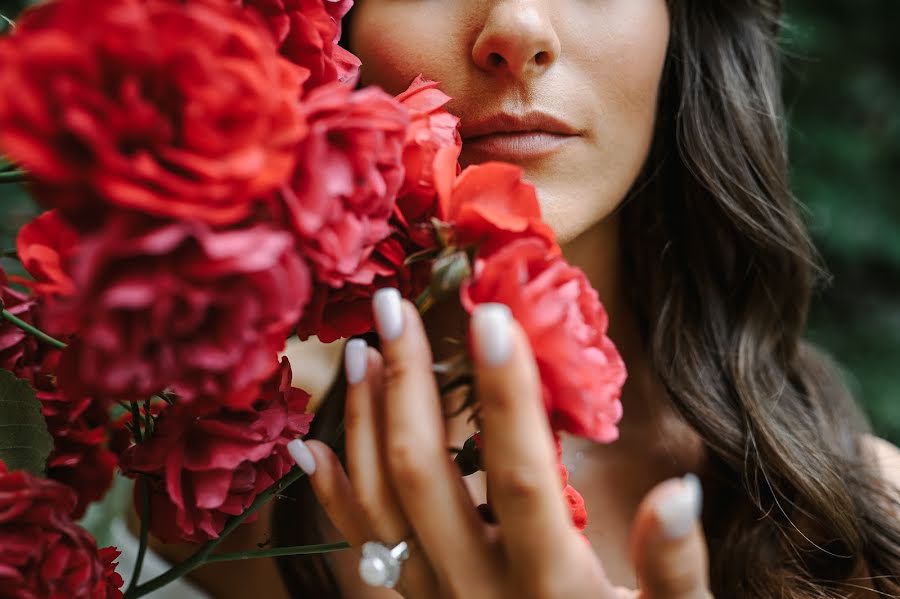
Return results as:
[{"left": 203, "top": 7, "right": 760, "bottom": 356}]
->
[{"left": 472, "top": 1, "right": 561, "bottom": 78}]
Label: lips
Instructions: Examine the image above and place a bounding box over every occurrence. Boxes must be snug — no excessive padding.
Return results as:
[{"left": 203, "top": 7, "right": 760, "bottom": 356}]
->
[
  {"left": 462, "top": 131, "right": 576, "bottom": 161},
  {"left": 460, "top": 111, "right": 581, "bottom": 161}
]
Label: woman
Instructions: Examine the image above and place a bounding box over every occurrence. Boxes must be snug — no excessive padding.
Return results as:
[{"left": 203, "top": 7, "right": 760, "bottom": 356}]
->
[{"left": 274, "top": 1, "right": 900, "bottom": 597}]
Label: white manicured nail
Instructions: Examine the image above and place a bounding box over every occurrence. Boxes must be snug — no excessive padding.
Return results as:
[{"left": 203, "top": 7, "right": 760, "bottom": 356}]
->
[
  {"left": 345, "top": 338, "right": 368, "bottom": 385},
  {"left": 656, "top": 473, "right": 703, "bottom": 539},
  {"left": 373, "top": 288, "right": 403, "bottom": 341},
  {"left": 287, "top": 439, "right": 317, "bottom": 476},
  {"left": 472, "top": 303, "right": 512, "bottom": 366}
]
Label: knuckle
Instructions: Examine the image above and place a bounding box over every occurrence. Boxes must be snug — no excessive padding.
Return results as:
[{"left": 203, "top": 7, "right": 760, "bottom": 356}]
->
[
  {"left": 353, "top": 490, "right": 383, "bottom": 528},
  {"left": 492, "top": 465, "right": 544, "bottom": 503},
  {"left": 387, "top": 438, "right": 432, "bottom": 489},
  {"left": 382, "top": 353, "right": 419, "bottom": 387}
]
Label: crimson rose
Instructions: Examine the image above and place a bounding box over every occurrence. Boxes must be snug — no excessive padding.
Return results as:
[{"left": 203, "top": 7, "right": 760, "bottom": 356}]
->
[
  {"left": 295, "top": 209, "right": 432, "bottom": 342},
  {"left": 31, "top": 351, "right": 118, "bottom": 520},
  {"left": 294, "top": 76, "right": 458, "bottom": 341},
  {"left": 47, "top": 216, "right": 310, "bottom": 408},
  {"left": 0, "top": 0, "right": 306, "bottom": 229},
  {"left": 461, "top": 238, "right": 627, "bottom": 443},
  {"left": 239, "top": 0, "right": 361, "bottom": 93},
  {"left": 120, "top": 358, "right": 313, "bottom": 543},
  {"left": 0, "top": 462, "right": 123, "bottom": 598},
  {"left": 278, "top": 82, "right": 408, "bottom": 287}
]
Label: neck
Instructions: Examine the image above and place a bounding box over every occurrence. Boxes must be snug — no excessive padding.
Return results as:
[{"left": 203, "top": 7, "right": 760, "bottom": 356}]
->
[{"left": 560, "top": 215, "right": 664, "bottom": 445}]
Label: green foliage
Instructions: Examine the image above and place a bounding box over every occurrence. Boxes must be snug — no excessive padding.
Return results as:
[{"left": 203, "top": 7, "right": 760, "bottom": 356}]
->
[
  {"left": 782, "top": 0, "right": 900, "bottom": 443},
  {"left": 0, "top": 369, "right": 53, "bottom": 475}
]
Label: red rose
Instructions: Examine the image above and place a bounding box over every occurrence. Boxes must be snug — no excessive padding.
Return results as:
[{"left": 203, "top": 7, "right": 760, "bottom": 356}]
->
[
  {"left": 395, "top": 75, "right": 462, "bottom": 221},
  {"left": 34, "top": 352, "right": 117, "bottom": 520},
  {"left": 461, "top": 238, "right": 626, "bottom": 443},
  {"left": 0, "top": 462, "right": 123, "bottom": 598},
  {"left": 0, "top": 268, "right": 40, "bottom": 381},
  {"left": 278, "top": 83, "right": 409, "bottom": 287},
  {"left": 120, "top": 358, "right": 313, "bottom": 543},
  {"left": 295, "top": 208, "right": 432, "bottom": 342},
  {"left": 98, "top": 548, "right": 125, "bottom": 599},
  {"left": 434, "top": 150, "right": 558, "bottom": 256},
  {"left": 48, "top": 216, "right": 310, "bottom": 408},
  {"left": 0, "top": 0, "right": 307, "bottom": 229},
  {"left": 15, "top": 210, "right": 78, "bottom": 300},
  {"left": 239, "top": 0, "right": 361, "bottom": 92}
]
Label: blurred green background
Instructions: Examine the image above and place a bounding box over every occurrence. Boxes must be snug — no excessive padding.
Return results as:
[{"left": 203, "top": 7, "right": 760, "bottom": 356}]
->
[{"left": 1, "top": 0, "right": 898, "bottom": 443}]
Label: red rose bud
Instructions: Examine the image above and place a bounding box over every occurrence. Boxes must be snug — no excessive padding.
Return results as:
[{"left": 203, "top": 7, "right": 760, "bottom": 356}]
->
[
  {"left": 0, "top": 461, "right": 124, "bottom": 598},
  {"left": 48, "top": 216, "right": 310, "bottom": 408},
  {"left": 239, "top": 0, "right": 361, "bottom": 92},
  {"left": 429, "top": 250, "right": 472, "bottom": 301},
  {"left": 0, "top": 0, "right": 307, "bottom": 229},
  {"left": 120, "top": 358, "right": 313, "bottom": 543},
  {"left": 278, "top": 82, "right": 409, "bottom": 287},
  {"left": 461, "top": 238, "right": 627, "bottom": 443}
]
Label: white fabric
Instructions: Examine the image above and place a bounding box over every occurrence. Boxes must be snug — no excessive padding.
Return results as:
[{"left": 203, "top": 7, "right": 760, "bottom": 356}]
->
[{"left": 110, "top": 517, "right": 211, "bottom": 599}]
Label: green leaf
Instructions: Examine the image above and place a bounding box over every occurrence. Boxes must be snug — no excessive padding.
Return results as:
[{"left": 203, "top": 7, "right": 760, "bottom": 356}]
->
[{"left": 0, "top": 369, "right": 53, "bottom": 476}]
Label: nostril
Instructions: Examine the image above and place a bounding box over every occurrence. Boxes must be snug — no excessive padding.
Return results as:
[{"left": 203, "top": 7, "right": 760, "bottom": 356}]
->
[
  {"left": 534, "top": 51, "right": 550, "bottom": 66},
  {"left": 487, "top": 52, "right": 505, "bottom": 68}
]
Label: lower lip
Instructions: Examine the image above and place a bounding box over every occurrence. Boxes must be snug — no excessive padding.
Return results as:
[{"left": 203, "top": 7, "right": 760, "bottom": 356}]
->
[{"left": 461, "top": 132, "right": 578, "bottom": 162}]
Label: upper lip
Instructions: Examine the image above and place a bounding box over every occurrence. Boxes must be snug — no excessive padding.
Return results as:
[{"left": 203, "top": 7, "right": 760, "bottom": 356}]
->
[{"left": 460, "top": 111, "right": 581, "bottom": 141}]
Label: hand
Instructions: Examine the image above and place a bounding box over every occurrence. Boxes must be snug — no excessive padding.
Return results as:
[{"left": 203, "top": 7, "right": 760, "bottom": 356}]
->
[{"left": 288, "top": 288, "right": 713, "bottom": 598}]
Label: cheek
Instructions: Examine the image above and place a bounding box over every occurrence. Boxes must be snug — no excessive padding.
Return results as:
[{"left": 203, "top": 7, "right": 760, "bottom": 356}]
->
[
  {"left": 546, "top": 1, "right": 670, "bottom": 242},
  {"left": 349, "top": 4, "right": 463, "bottom": 95}
]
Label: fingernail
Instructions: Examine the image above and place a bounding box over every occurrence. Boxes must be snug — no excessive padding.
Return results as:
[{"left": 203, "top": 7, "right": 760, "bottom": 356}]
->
[
  {"left": 373, "top": 288, "right": 403, "bottom": 341},
  {"left": 287, "top": 439, "right": 317, "bottom": 476},
  {"left": 345, "top": 338, "right": 368, "bottom": 385},
  {"left": 656, "top": 473, "right": 703, "bottom": 539},
  {"left": 472, "top": 303, "right": 512, "bottom": 366}
]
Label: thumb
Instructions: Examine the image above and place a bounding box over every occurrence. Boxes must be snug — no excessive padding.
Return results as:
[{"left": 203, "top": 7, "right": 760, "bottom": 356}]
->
[{"left": 629, "top": 474, "right": 712, "bottom": 599}]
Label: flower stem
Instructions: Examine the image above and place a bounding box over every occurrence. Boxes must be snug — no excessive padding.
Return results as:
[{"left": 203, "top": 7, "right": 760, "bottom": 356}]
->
[
  {"left": 126, "top": 466, "right": 310, "bottom": 598},
  {"left": 203, "top": 542, "right": 351, "bottom": 564},
  {"left": 0, "top": 170, "right": 26, "bottom": 184},
  {"left": 129, "top": 402, "right": 143, "bottom": 443},
  {"left": 0, "top": 309, "right": 67, "bottom": 349},
  {"left": 126, "top": 477, "right": 152, "bottom": 594}
]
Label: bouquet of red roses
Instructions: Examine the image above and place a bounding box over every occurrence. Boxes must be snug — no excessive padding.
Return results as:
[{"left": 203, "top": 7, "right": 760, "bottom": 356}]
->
[{"left": 0, "top": 0, "right": 626, "bottom": 596}]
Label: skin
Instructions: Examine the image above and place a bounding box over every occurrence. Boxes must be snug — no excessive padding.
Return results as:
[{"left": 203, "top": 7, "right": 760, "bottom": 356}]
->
[
  {"left": 302, "top": 1, "right": 716, "bottom": 597},
  {"left": 131, "top": 2, "right": 900, "bottom": 597}
]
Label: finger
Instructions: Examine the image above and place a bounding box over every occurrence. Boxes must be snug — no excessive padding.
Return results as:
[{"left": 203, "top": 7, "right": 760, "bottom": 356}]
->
[
  {"left": 630, "top": 474, "right": 711, "bottom": 599},
  {"left": 372, "top": 288, "right": 498, "bottom": 590},
  {"left": 289, "top": 439, "right": 370, "bottom": 547},
  {"left": 470, "top": 304, "right": 592, "bottom": 576},
  {"left": 293, "top": 438, "right": 440, "bottom": 596},
  {"left": 343, "top": 339, "right": 409, "bottom": 545}
]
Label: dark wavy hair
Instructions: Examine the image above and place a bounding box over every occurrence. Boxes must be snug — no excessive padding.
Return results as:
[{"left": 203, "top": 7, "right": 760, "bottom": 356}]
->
[{"left": 274, "top": 1, "right": 900, "bottom": 597}]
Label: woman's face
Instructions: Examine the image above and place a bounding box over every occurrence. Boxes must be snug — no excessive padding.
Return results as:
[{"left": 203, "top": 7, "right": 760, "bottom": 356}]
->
[{"left": 349, "top": 0, "right": 671, "bottom": 243}]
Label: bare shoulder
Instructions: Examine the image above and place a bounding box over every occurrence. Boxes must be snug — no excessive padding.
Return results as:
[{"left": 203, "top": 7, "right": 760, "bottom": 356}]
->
[{"left": 862, "top": 434, "right": 900, "bottom": 495}]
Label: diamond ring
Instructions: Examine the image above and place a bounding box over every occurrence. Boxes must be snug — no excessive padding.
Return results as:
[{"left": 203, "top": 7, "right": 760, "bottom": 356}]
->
[{"left": 358, "top": 538, "right": 411, "bottom": 588}]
